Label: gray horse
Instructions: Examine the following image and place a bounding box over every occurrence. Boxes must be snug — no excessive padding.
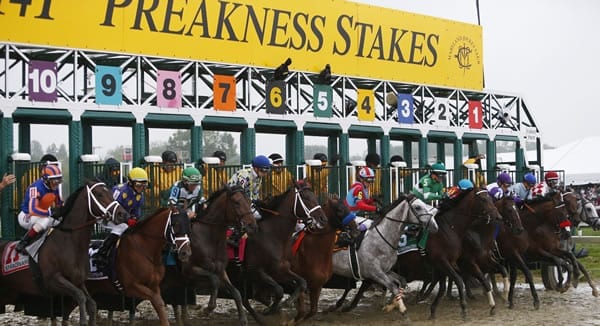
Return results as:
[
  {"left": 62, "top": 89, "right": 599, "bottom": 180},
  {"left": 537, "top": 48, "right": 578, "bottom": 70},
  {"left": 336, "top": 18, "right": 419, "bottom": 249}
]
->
[{"left": 331, "top": 194, "right": 438, "bottom": 314}]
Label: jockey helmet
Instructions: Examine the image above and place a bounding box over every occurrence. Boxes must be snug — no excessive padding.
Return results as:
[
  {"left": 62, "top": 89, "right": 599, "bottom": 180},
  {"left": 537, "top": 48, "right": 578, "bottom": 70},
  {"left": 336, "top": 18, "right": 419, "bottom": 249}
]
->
[
  {"left": 365, "top": 153, "right": 381, "bottom": 167},
  {"left": 40, "top": 154, "right": 58, "bottom": 164},
  {"left": 390, "top": 155, "right": 404, "bottom": 163},
  {"left": 358, "top": 167, "right": 375, "bottom": 182},
  {"left": 268, "top": 153, "right": 284, "bottom": 164},
  {"left": 313, "top": 153, "right": 328, "bottom": 163},
  {"left": 182, "top": 167, "right": 201, "bottom": 184},
  {"left": 161, "top": 150, "right": 178, "bottom": 163},
  {"left": 457, "top": 179, "right": 474, "bottom": 190},
  {"left": 128, "top": 167, "right": 148, "bottom": 182},
  {"left": 430, "top": 162, "right": 447, "bottom": 175},
  {"left": 252, "top": 155, "right": 272, "bottom": 171},
  {"left": 42, "top": 165, "right": 62, "bottom": 180},
  {"left": 544, "top": 171, "right": 559, "bottom": 181},
  {"left": 213, "top": 150, "right": 227, "bottom": 162},
  {"left": 497, "top": 172, "right": 513, "bottom": 185},
  {"left": 523, "top": 173, "right": 537, "bottom": 185}
]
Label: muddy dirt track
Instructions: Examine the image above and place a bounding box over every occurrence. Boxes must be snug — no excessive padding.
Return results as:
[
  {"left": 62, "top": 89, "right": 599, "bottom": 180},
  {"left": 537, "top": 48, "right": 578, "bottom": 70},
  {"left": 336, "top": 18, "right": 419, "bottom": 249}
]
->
[{"left": 2, "top": 281, "right": 599, "bottom": 325}]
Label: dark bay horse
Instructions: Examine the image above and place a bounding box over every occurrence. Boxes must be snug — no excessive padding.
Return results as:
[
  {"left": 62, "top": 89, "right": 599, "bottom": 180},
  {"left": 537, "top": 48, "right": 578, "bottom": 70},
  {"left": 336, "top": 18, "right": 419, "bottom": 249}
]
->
[
  {"left": 330, "top": 194, "right": 438, "bottom": 316},
  {"left": 290, "top": 194, "right": 360, "bottom": 323},
  {"left": 236, "top": 180, "right": 328, "bottom": 325},
  {"left": 86, "top": 207, "right": 192, "bottom": 326},
  {"left": 0, "top": 181, "right": 129, "bottom": 326},
  {"left": 175, "top": 185, "right": 257, "bottom": 326}
]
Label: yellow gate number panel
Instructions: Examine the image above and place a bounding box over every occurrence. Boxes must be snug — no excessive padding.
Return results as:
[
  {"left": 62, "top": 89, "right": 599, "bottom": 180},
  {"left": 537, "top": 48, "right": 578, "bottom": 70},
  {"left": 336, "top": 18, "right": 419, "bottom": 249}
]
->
[
  {"left": 357, "top": 89, "right": 375, "bottom": 121},
  {"left": 266, "top": 80, "right": 286, "bottom": 114},
  {"left": 213, "top": 74, "right": 236, "bottom": 111}
]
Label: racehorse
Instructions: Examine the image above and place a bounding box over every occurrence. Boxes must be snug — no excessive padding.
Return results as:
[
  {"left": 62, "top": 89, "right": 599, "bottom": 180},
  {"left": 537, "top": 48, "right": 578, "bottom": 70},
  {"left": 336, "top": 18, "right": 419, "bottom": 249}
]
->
[
  {"left": 520, "top": 195, "right": 574, "bottom": 292},
  {"left": 551, "top": 191, "right": 599, "bottom": 295},
  {"left": 86, "top": 207, "right": 192, "bottom": 326},
  {"left": 0, "top": 181, "right": 129, "bottom": 326},
  {"left": 236, "top": 179, "right": 328, "bottom": 325},
  {"left": 175, "top": 185, "right": 257, "bottom": 326},
  {"left": 290, "top": 194, "right": 360, "bottom": 323},
  {"left": 330, "top": 194, "right": 438, "bottom": 316}
]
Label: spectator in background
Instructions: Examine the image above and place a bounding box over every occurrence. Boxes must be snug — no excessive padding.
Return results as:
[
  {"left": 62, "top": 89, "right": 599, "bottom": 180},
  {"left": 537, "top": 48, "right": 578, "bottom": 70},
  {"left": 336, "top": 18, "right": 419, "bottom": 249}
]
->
[
  {"left": 146, "top": 150, "right": 183, "bottom": 208},
  {"left": 307, "top": 153, "right": 329, "bottom": 197},
  {"left": 267, "top": 153, "right": 292, "bottom": 196},
  {"left": 365, "top": 153, "right": 382, "bottom": 199},
  {"left": 0, "top": 173, "right": 16, "bottom": 192},
  {"left": 390, "top": 155, "right": 407, "bottom": 199},
  {"left": 101, "top": 157, "right": 121, "bottom": 187},
  {"left": 205, "top": 150, "right": 229, "bottom": 194},
  {"left": 463, "top": 153, "right": 486, "bottom": 187}
]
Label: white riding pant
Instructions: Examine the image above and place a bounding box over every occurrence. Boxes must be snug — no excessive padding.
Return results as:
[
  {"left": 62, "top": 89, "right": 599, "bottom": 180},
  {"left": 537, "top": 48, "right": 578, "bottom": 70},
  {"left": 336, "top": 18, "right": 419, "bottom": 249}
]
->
[
  {"left": 18, "top": 211, "right": 59, "bottom": 232},
  {"left": 354, "top": 216, "right": 372, "bottom": 231},
  {"left": 102, "top": 221, "right": 129, "bottom": 236}
]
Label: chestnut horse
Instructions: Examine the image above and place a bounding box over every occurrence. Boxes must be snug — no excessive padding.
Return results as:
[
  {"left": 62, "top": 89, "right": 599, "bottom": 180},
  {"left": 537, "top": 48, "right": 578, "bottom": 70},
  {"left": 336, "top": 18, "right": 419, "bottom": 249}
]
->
[
  {"left": 0, "top": 181, "right": 129, "bottom": 325},
  {"left": 290, "top": 194, "right": 360, "bottom": 323},
  {"left": 86, "top": 207, "right": 192, "bottom": 326}
]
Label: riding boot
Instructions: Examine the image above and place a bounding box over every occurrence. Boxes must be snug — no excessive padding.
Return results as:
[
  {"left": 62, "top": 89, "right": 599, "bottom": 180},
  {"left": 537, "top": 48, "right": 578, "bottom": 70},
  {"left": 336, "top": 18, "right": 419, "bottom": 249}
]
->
[
  {"left": 227, "top": 228, "right": 242, "bottom": 247},
  {"left": 93, "top": 233, "right": 119, "bottom": 268},
  {"left": 15, "top": 229, "right": 39, "bottom": 254}
]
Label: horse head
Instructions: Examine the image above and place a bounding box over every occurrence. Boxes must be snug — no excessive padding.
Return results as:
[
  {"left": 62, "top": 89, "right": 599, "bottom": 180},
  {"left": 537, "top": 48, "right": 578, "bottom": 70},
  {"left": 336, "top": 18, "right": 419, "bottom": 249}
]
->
[
  {"left": 324, "top": 194, "right": 360, "bottom": 239},
  {"left": 293, "top": 179, "right": 328, "bottom": 231},
  {"left": 167, "top": 209, "right": 192, "bottom": 263},
  {"left": 81, "top": 181, "right": 129, "bottom": 225},
  {"left": 227, "top": 185, "right": 258, "bottom": 234},
  {"left": 404, "top": 194, "right": 439, "bottom": 233},
  {"left": 472, "top": 189, "right": 503, "bottom": 223},
  {"left": 562, "top": 191, "right": 600, "bottom": 229},
  {"left": 496, "top": 195, "right": 524, "bottom": 234}
]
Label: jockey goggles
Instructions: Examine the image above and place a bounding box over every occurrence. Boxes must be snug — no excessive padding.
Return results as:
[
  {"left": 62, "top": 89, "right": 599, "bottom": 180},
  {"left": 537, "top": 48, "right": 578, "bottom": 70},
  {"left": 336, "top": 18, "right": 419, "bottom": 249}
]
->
[
  {"left": 133, "top": 181, "right": 148, "bottom": 188},
  {"left": 258, "top": 167, "right": 271, "bottom": 173},
  {"left": 363, "top": 177, "right": 375, "bottom": 183}
]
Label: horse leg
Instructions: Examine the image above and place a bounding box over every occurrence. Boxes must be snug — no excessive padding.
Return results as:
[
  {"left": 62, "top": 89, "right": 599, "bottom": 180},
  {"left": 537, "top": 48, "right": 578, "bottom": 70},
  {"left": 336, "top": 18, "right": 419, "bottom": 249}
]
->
[
  {"left": 327, "top": 285, "right": 352, "bottom": 312},
  {"left": 465, "top": 262, "right": 495, "bottom": 315},
  {"left": 106, "top": 311, "right": 113, "bottom": 326},
  {"left": 294, "top": 288, "right": 308, "bottom": 323},
  {"left": 539, "top": 250, "right": 572, "bottom": 292},
  {"left": 559, "top": 249, "right": 581, "bottom": 288},
  {"left": 81, "top": 285, "right": 97, "bottom": 326},
  {"left": 220, "top": 271, "right": 249, "bottom": 326},
  {"left": 50, "top": 275, "right": 89, "bottom": 326},
  {"left": 342, "top": 279, "right": 372, "bottom": 312},
  {"left": 429, "top": 277, "right": 446, "bottom": 320},
  {"left": 443, "top": 263, "right": 468, "bottom": 320},
  {"left": 446, "top": 277, "right": 454, "bottom": 299},
  {"left": 305, "top": 283, "right": 324, "bottom": 321},
  {"left": 511, "top": 256, "right": 540, "bottom": 310},
  {"left": 240, "top": 277, "right": 267, "bottom": 326},
  {"left": 203, "top": 272, "right": 221, "bottom": 314},
  {"left": 284, "top": 270, "right": 308, "bottom": 309},
  {"left": 574, "top": 259, "right": 599, "bottom": 297},
  {"left": 255, "top": 270, "right": 285, "bottom": 315},
  {"left": 128, "top": 283, "right": 170, "bottom": 326}
]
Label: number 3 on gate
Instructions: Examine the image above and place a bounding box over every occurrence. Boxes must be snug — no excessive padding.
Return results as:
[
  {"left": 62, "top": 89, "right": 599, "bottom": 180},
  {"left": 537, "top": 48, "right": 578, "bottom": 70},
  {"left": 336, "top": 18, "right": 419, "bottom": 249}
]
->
[{"left": 357, "top": 89, "right": 375, "bottom": 121}]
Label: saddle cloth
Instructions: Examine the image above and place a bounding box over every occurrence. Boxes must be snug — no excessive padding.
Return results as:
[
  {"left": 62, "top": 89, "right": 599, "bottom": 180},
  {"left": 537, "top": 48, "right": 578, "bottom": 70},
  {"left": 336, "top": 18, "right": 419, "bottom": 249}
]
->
[{"left": 226, "top": 229, "right": 248, "bottom": 262}]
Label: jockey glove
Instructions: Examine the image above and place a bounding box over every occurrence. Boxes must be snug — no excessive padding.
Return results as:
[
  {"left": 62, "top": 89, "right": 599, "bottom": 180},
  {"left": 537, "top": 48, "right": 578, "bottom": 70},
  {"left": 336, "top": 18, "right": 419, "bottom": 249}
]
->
[{"left": 127, "top": 218, "right": 137, "bottom": 227}]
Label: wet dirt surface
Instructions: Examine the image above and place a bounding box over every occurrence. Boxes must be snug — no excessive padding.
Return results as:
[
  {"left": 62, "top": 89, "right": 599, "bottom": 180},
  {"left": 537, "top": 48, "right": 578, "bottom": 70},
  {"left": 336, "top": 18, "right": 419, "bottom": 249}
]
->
[{"left": 2, "top": 280, "right": 599, "bottom": 325}]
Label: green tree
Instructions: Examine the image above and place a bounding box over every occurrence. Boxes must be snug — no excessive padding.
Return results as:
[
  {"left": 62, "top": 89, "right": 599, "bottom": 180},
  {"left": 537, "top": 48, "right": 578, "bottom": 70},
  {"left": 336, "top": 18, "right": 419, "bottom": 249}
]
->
[{"left": 30, "top": 140, "right": 44, "bottom": 161}]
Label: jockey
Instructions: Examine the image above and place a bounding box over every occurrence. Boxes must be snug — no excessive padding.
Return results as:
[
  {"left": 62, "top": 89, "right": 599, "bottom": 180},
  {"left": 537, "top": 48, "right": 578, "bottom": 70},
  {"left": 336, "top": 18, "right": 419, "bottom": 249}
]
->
[
  {"left": 510, "top": 172, "right": 537, "bottom": 203},
  {"left": 345, "top": 166, "right": 378, "bottom": 215},
  {"left": 15, "top": 165, "right": 64, "bottom": 254},
  {"left": 445, "top": 179, "right": 475, "bottom": 200},
  {"left": 411, "top": 162, "right": 447, "bottom": 204},
  {"left": 531, "top": 171, "right": 561, "bottom": 198},
  {"left": 168, "top": 166, "right": 203, "bottom": 219},
  {"left": 227, "top": 155, "right": 271, "bottom": 246},
  {"left": 228, "top": 155, "right": 272, "bottom": 219},
  {"left": 92, "top": 167, "right": 148, "bottom": 267},
  {"left": 486, "top": 172, "right": 513, "bottom": 200}
]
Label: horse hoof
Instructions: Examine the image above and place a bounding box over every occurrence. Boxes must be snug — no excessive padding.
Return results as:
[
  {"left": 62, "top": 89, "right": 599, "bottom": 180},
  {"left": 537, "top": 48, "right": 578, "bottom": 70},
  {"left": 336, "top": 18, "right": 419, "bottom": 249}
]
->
[
  {"left": 489, "top": 306, "right": 496, "bottom": 316},
  {"left": 429, "top": 314, "right": 436, "bottom": 320},
  {"left": 593, "top": 289, "right": 599, "bottom": 297},
  {"left": 508, "top": 303, "right": 514, "bottom": 309},
  {"left": 534, "top": 301, "right": 540, "bottom": 310}
]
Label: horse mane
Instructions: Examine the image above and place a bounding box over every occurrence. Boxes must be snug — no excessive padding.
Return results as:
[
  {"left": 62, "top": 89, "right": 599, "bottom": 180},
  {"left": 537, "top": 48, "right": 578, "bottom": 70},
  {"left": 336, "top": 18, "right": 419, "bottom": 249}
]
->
[
  {"left": 438, "top": 188, "right": 473, "bottom": 213},
  {"left": 57, "top": 185, "right": 85, "bottom": 217},
  {"left": 131, "top": 207, "right": 169, "bottom": 230},
  {"left": 262, "top": 186, "right": 293, "bottom": 211},
  {"left": 524, "top": 195, "right": 557, "bottom": 205},
  {"left": 370, "top": 193, "right": 407, "bottom": 227}
]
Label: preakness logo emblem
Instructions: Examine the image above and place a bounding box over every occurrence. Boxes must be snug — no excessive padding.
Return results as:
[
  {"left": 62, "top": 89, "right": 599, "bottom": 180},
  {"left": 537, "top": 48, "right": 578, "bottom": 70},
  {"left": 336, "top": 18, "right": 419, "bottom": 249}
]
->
[{"left": 448, "top": 36, "right": 481, "bottom": 73}]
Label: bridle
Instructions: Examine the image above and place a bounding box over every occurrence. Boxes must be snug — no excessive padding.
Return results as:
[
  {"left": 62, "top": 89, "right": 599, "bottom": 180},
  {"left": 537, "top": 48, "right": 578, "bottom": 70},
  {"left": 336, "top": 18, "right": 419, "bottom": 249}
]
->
[
  {"left": 164, "top": 211, "right": 190, "bottom": 252},
  {"left": 293, "top": 184, "right": 323, "bottom": 228},
  {"left": 373, "top": 196, "right": 435, "bottom": 251},
  {"left": 87, "top": 182, "right": 121, "bottom": 222}
]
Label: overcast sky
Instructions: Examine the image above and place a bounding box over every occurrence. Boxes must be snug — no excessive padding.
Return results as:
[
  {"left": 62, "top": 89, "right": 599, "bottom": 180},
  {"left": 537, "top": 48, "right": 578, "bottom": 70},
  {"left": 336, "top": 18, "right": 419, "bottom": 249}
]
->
[
  {"left": 27, "top": 0, "right": 599, "bottom": 159},
  {"left": 361, "top": 0, "right": 600, "bottom": 147}
]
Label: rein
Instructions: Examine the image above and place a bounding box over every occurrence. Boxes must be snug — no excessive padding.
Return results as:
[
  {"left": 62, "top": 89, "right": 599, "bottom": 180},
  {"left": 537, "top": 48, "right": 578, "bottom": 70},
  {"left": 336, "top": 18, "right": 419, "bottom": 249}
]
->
[{"left": 57, "top": 182, "right": 122, "bottom": 232}]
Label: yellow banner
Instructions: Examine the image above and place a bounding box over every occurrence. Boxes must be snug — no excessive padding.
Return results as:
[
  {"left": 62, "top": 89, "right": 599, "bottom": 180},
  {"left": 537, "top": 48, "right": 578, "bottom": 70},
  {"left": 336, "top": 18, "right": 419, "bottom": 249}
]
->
[{"left": 0, "top": 0, "right": 483, "bottom": 90}]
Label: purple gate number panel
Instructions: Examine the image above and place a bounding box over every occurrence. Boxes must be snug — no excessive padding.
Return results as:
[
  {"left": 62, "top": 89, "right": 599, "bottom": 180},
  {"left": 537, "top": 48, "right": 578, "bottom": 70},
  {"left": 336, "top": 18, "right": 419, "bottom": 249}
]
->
[
  {"left": 28, "top": 60, "right": 57, "bottom": 102},
  {"left": 157, "top": 70, "right": 182, "bottom": 108}
]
